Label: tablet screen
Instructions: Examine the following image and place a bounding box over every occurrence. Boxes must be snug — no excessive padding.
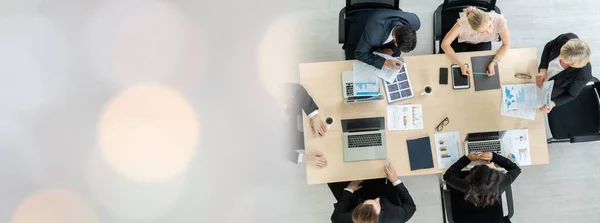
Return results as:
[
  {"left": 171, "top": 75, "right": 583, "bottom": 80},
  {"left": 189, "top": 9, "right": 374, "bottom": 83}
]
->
[{"left": 453, "top": 66, "right": 469, "bottom": 87}]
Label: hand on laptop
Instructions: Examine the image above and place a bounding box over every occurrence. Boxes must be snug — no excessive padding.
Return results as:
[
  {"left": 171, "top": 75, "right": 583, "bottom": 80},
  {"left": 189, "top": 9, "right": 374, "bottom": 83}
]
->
[
  {"left": 466, "top": 152, "right": 479, "bottom": 161},
  {"left": 310, "top": 113, "right": 327, "bottom": 137},
  {"left": 384, "top": 162, "right": 399, "bottom": 183},
  {"left": 478, "top": 152, "right": 493, "bottom": 161},
  {"left": 304, "top": 151, "right": 328, "bottom": 169}
]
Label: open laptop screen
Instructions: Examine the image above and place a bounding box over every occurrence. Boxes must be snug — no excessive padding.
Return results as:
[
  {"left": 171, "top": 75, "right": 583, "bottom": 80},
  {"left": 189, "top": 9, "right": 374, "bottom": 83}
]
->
[{"left": 342, "top": 117, "right": 385, "bottom": 133}]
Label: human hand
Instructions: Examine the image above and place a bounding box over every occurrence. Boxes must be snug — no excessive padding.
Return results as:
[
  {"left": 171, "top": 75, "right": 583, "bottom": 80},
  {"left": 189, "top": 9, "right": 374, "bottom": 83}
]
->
[
  {"left": 347, "top": 180, "right": 363, "bottom": 191},
  {"left": 536, "top": 70, "right": 547, "bottom": 87},
  {"left": 310, "top": 113, "right": 327, "bottom": 137},
  {"left": 304, "top": 151, "right": 328, "bottom": 169},
  {"left": 478, "top": 152, "right": 493, "bottom": 161},
  {"left": 539, "top": 101, "right": 556, "bottom": 113},
  {"left": 384, "top": 60, "right": 402, "bottom": 70},
  {"left": 460, "top": 64, "right": 472, "bottom": 76},
  {"left": 384, "top": 162, "right": 399, "bottom": 183},
  {"left": 378, "top": 48, "right": 394, "bottom": 56},
  {"left": 466, "top": 152, "right": 479, "bottom": 161},
  {"left": 487, "top": 62, "right": 496, "bottom": 76}
]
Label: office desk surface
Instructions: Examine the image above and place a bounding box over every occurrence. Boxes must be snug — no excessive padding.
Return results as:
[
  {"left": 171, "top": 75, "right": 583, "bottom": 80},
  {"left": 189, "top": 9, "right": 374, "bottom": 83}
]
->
[{"left": 300, "top": 48, "right": 548, "bottom": 185}]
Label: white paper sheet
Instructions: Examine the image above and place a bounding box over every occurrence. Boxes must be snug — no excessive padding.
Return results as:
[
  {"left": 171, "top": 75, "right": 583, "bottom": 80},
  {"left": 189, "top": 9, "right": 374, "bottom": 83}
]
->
[
  {"left": 502, "top": 81, "right": 554, "bottom": 110},
  {"left": 501, "top": 129, "right": 531, "bottom": 166},
  {"left": 500, "top": 81, "right": 553, "bottom": 120},
  {"left": 434, "top": 131, "right": 463, "bottom": 169},
  {"left": 386, "top": 104, "right": 423, "bottom": 131},
  {"left": 500, "top": 107, "right": 536, "bottom": 120},
  {"left": 352, "top": 66, "right": 380, "bottom": 96}
]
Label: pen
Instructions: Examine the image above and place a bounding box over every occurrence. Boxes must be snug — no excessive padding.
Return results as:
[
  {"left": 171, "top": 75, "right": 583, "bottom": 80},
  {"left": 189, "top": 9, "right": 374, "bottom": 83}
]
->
[
  {"left": 472, "top": 72, "right": 488, "bottom": 75},
  {"left": 385, "top": 163, "right": 390, "bottom": 184}
]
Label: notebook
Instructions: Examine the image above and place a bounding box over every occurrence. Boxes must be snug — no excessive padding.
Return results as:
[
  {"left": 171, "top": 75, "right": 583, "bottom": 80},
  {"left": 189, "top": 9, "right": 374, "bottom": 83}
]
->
[
  {"left": 471, "top": 55, "right": 501, "bottom": 91},
  {"left": 406, "top": 137, "right": 434, "bottom": 170}
]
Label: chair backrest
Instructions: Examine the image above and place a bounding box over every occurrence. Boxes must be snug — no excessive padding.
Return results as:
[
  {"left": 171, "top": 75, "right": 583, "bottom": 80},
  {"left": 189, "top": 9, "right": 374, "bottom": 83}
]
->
[
  {"left": 443, "top": 0, "right": 497, "bottom": 11},
  {"left": 346, "top": 0, "right": 399, "bottom": 12}
]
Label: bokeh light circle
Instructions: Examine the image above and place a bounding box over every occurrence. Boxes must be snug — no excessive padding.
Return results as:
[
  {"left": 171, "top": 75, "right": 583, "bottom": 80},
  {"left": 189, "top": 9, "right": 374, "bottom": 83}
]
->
[
  {"left": 98, "top": 84, "right": 199, "bottom": 182},
  {"left": 257, "top": 14, "right": 306, "bottom": 106},
  {"left": 11, "top": 189, "right": 98, "bottom": 223}
]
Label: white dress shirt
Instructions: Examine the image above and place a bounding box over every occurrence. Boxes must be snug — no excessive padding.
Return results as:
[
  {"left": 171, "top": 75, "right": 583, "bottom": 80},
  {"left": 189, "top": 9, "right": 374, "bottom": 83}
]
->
[
  {"left": 547, "top": 57, "right": 567, "bottom": 80},
  {"left": 383, "top": 29, "right": 394, "bottom": 44}
]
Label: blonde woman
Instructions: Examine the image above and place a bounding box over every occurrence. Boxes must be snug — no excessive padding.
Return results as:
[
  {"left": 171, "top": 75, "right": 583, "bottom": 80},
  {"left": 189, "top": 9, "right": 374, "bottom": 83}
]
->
[
  {"left": 536, "top": 33, "right": 592, "bottom": 113},
  {"left": 440, "top": 6, "right": 510, "bottom": 76}
]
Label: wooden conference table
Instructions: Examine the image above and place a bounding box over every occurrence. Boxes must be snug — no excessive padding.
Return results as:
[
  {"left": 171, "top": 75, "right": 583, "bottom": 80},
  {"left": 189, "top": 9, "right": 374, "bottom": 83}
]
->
[{"left": 300, "top": 48, "right": 549, "bottom": 185}]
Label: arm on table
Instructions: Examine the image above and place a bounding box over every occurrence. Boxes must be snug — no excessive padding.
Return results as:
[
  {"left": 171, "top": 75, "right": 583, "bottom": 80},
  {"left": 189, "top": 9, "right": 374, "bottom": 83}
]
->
[
  {"left": 355, "top": 27, "right": 386, "bottom": 69},
  {"left": 442, "top": 155, "right": 471, "bottom": 193},
  {"left": 491, "top": 153, "right": 521, "bottom": 184}
]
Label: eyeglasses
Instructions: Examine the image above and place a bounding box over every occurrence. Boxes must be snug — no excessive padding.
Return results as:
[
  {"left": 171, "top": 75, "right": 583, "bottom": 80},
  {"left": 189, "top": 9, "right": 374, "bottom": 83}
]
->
[
  {"left": 515, "top": 73, "right": 532, "bottom": 79},
  {"left": 435, "top": 117, "right": 450, "bottom": 132}
]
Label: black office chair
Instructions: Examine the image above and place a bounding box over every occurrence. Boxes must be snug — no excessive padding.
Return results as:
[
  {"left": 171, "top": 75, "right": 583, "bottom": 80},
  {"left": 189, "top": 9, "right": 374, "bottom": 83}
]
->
[
  {"left": 433, "top": 0, "right": 501, "bottom": 54},
  {"left": 338, "top": 0, "right": 400, "bottom": 45},
  {"left": 440, "top": 174, "right": 514, "bottom": 223},
  {"left": 547, "top": 78, "right": 600, "bottom": 144}
]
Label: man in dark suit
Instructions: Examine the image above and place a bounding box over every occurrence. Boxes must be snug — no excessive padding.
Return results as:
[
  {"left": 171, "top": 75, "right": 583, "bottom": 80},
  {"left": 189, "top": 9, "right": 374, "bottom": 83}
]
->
[
  {"left": 536, "top": 33, "right": 592, "bottom": 113},
  {"left": 329, "top": 162, "right": 416, "bottom": 223},
  {"left": 343, "top": 9, "right": 420, "bottom": 70},
  {"left": 285, "top": 83, "right": 328, "bottom": 168}
]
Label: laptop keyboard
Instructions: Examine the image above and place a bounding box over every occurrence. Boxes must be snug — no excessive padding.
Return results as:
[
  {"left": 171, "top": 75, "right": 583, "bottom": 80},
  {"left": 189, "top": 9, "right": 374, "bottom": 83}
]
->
[
  {"left": 468, "top": 141, "right": 502, "bottom": 153},
  {"left": 346, "top": 83, "right": 354, "bottom": 96},
  {"left": 348, "top": 133, "right": 382, "bottom": 148}
]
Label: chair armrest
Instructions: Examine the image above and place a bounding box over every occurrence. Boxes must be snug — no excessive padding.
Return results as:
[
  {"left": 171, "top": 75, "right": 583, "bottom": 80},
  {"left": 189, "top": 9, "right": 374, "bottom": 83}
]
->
[
  {"left": 504, "top": 185, "right": 514, "bottom": 219},
  {"left": 339, "top": 7, "right": 346, "bottom": 44},
  {"left": 433, "top": 4, "right": 442, "bottom": 54},
  {"left": 570, "top": 134, "right": 600, "bottom": 143},
  {"left": 441, "top": 184, "right": 454, "bottom": 223}
]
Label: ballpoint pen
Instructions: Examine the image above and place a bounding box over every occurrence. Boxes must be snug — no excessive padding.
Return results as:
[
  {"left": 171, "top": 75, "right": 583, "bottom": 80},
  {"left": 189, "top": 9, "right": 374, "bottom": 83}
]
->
[
  {"left": 472, "top": 72, "right": 488, "bottom": 75},
  {"left": 385, "top": 163, "right": 391, "bottom": 184}
]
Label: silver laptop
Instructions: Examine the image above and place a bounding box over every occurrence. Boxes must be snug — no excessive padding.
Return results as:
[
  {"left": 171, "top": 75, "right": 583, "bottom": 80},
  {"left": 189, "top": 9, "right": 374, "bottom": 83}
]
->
[
  {"left": 464, "top": 131, "right": 506, "bottom": 154},
  {"left": 342, "top": 117, "right": 387, "bottom": 161},
  {"left": 342, "top": 71, "right": 383, "bottom": 103}
]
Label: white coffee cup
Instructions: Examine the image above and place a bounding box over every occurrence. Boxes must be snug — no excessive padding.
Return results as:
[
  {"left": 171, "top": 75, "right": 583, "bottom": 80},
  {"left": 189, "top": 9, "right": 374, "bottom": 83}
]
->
[
  {"left": 421, "top": 85, "right": 433, "bottom": 95},
  {"left": 325, "top": 116, "right": 334, "bottom": 129}
]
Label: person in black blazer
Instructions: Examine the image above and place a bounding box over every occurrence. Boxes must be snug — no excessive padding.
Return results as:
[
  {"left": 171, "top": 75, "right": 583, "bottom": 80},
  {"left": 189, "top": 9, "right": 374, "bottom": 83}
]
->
[
  {"left": 443, "top": 152, "right": 521, "bottom": 207},
  {"left": 536, "top": 33, "right": 592, "bottom": 113},
  {"left": 285, "top": 83, "right": 328, "bottom": 168},
  {"left": 344, "top": 9, "right": 420, "bottom": 70},
  {"left": 329, "top": 162, "right": 416, "bottom": 223}
]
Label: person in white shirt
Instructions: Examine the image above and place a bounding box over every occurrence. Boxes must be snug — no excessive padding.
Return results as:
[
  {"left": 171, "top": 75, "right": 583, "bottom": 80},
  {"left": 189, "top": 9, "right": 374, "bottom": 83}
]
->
[{"left": 536, "top": 33, "right": 592, "bottom": 113}]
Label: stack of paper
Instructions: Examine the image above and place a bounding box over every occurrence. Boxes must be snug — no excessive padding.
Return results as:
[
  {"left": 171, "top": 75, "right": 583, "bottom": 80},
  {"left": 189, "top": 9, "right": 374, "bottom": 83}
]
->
[
  {"left": 434, "top": 131, "right": 463, "bottom": 169},
  {"left": 500, "top": 81, "right": 554, "bottom": 120},
  {"left": 501, "top": 129, "right": 531, "bottom": 166},
  {"left": 386, "top": 104, "right": 423, "bottom": 131}
]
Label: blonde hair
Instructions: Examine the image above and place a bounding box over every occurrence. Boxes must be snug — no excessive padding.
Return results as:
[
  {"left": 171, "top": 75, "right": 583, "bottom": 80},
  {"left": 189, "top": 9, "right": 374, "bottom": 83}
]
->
[
  {"left": 560, "top": 39, "right": 591, "bottom": 68},
  {"left": 465, "top": 7, "right": 491, "bottom": 30}
]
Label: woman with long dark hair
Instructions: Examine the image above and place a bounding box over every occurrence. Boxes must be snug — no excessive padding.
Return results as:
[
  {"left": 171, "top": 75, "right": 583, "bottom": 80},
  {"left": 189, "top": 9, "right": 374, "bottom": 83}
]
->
[{"left": 443, "top": 152, "right": 521, "bottom": 208}]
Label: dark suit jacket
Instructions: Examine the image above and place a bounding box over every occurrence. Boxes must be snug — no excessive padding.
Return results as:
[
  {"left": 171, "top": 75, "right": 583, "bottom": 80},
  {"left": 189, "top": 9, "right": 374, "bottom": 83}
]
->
[
  {"left": 443, "top": 154, "right": 521, "bottom": 202},
  {"left": 331, "top": 183, "right": 416, "bottom": 223},
  {"left": 354, "top": 10, "right": 420, "bottom": 69},
  {"left": 539, "top": 33, "right": 593, "bottom": 106},
  {"left": 286, "top": 84, "right": 318, "bottom": 163}
]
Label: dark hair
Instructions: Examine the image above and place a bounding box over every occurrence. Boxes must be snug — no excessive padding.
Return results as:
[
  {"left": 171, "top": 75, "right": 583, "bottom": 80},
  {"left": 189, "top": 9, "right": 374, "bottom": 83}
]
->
[
  {"left": 464, "top": 164, "right": 505, "bottom": 207},
  {"left": 352, "top": 203, "right": 379, "bottom": 223},
  {"left": 393, "top": 25, "right": 417, "bottom": 52}
]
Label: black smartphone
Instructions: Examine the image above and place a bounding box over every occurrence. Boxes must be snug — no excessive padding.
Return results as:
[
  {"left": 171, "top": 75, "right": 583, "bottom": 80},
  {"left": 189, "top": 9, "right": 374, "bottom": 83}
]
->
[{"left": 439, "top": 68, "right": 448, "bottom": 85}]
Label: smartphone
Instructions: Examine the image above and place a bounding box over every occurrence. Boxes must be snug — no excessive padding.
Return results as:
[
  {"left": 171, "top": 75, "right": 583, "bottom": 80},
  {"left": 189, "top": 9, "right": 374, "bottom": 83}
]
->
[
  {"left": 452, "top": 64, "right": 470, "bottom": 89},
  {"left": 439, "top": 68, "right": 448, "bottom": 85}
]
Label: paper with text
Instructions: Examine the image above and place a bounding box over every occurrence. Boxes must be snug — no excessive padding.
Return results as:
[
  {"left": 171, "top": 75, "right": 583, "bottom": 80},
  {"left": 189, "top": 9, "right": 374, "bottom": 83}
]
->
[
  {"left": 434, "top": 131, "right": 463, "bottom": 169},
  {"left": 386, "top": 104, "right": 423, "bottom": 131}
]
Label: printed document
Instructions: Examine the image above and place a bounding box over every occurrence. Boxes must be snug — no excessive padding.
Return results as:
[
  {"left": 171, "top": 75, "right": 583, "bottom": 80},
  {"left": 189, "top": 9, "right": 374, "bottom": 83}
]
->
[
  {"left": 386, "top": 104, "right": 423, "bottom": 131},
  {"left": 434, "top": 131, "right": 462, "bottom": 169}
]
